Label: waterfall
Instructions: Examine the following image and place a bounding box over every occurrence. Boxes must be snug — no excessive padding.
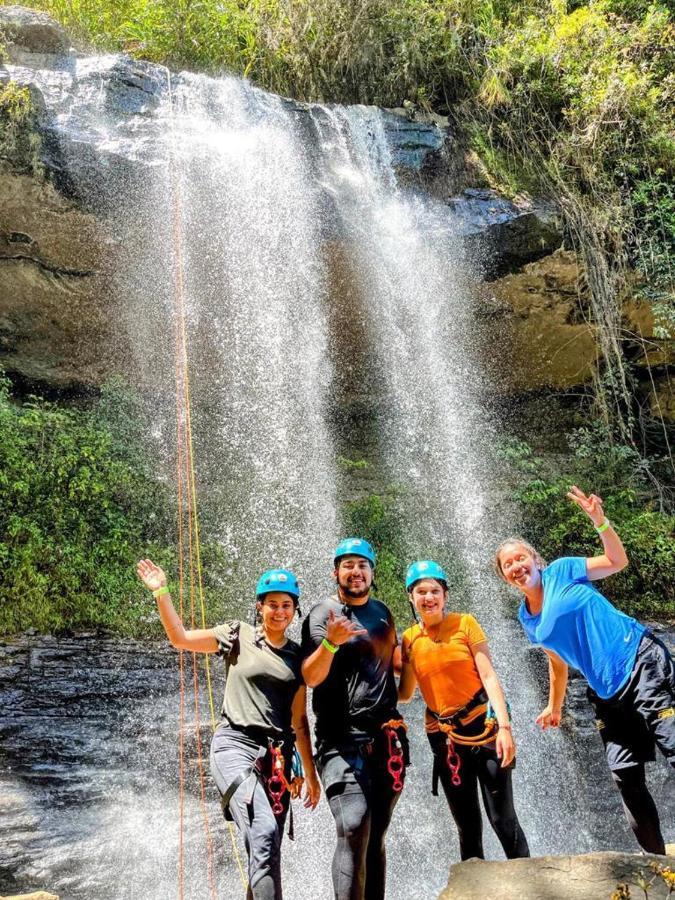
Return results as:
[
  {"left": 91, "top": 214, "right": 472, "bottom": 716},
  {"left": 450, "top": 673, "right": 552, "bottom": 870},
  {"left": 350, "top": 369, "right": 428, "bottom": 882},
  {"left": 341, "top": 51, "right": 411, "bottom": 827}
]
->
[
  {"left": 138, "top": 72, "right": 340, "bottom": 599},
  {"left": 2, "top": 54, "right": 669, "bottom": 900}
]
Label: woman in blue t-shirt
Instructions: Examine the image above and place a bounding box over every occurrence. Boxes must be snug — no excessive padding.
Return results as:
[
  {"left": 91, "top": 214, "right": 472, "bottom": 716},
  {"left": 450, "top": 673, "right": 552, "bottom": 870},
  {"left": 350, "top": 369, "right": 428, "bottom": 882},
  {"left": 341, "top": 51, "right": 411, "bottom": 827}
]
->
[{"left": 494, "top": 486, "right": 675, "bottom": 855}]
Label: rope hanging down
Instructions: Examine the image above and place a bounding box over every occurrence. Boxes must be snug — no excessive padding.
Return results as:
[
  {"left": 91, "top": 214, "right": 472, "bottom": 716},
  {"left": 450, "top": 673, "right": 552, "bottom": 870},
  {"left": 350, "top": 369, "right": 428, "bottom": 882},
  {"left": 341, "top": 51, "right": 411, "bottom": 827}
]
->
[{"left": 164, "top": 66, "right": 248, "bottom": 895}]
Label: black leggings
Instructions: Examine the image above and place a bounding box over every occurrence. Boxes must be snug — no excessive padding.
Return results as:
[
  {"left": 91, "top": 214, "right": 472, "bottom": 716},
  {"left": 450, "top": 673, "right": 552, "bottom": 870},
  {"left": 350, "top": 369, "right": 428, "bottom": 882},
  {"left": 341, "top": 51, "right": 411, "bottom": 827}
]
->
[
  {"left": 428, "top": 730, "right": 530, "bottom": 861},
  {"left": 612, "top": 766, "right": 666, "bottom": 855},
  {"left": 318, "top": 740, "right": 404, "bottom": 900},
  {"left": 588, "top": 632, "right": 675, "bottom": 855},
  {"left": 327, "top": 784, "right": 399, "bottom": 900}
]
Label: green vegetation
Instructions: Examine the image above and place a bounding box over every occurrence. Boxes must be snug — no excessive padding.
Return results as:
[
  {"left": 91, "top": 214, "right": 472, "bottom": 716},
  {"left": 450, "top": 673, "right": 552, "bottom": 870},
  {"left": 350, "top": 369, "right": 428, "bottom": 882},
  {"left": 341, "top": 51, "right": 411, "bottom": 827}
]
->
[
  {"left": 498, "top": 428, "right": 675, "bottom": 617},
  {"left": 0, "top": 79, "right": 42, "bottom": 175},
  {"left": 0, "top": 374, "right": 176, "bottom": 634},
  {"left": 344, "top": 490, "right": 410, "bottom": 624},
  {"left": 338, "top": 456, "right": 370, "bottom": 473},
  {"left": 344, "top": 488, "right": 473, "bottom": 625},
  {"left": 0, "top": 374, "right": 278, "bottom": 636}
]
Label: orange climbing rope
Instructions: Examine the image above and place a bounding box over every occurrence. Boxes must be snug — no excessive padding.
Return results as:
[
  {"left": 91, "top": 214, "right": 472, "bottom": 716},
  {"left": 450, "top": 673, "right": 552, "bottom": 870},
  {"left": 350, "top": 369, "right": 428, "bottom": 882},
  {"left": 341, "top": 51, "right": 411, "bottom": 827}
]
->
[{"left": 164, "top": 67, "right": 248, "bottom": 896}]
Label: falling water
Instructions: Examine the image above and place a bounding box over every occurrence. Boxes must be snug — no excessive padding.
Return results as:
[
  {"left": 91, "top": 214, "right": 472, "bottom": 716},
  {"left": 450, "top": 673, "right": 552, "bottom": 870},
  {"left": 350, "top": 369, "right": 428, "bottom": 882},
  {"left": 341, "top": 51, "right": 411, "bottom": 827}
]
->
[
  {"left": 1, "top": 54, "right": 673, "bottom": 900},
  {"left": 123, "top": 72, "right": 341, "bottom": 598},
  {"left": 303, "top": 103, "right": 607, "bottom": 868}
]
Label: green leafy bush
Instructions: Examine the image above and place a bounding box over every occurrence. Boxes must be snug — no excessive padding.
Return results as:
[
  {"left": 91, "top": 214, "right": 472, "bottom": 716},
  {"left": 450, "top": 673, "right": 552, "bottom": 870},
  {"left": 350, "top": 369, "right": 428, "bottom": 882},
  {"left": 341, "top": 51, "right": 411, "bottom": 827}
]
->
[
  {"left": 0, "top": 80, "right": 42, "bottom": 175},
  {"left": 0, "top": 375, "right": 176, "bottom": 635},
  {"left": 344, "top": 490, "right": 410, "bottom": 624}
]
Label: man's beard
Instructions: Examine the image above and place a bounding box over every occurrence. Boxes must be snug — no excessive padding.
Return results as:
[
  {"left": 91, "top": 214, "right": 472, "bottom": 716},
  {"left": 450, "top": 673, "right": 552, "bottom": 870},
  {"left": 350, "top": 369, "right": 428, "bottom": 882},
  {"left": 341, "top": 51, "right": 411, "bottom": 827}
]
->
[{"left": 339, "top": 580, "right": 371, "bottom": 601}]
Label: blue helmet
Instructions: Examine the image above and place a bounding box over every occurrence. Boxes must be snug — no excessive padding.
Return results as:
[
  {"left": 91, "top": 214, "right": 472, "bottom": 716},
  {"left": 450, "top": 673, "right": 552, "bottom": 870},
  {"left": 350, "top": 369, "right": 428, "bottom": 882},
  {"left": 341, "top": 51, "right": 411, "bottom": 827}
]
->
[
  {"left": 405, "top": 560, "right": 448, "bottom": 592},
  {"left": 334, "top": 537, "right": 376, "bottom": 567},
  {"left": 255, "top": 568, "right": 300, "bottom": 604}
]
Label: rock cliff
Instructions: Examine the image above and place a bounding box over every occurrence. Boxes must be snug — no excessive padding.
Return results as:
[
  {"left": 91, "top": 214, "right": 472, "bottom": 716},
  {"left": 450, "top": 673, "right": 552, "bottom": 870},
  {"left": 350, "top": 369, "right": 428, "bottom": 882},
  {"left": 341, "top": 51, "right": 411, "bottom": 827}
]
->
[{"left": 0, "top": 6, "right": 671, "bottom": 418}]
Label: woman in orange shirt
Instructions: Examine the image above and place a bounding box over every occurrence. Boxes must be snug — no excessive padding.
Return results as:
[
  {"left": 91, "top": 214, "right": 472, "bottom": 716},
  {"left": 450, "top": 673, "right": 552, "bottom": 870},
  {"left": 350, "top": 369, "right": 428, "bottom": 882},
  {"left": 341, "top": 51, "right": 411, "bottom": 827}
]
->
[{"left": 398, "top": 560, "right": 529, "bottom": 860}]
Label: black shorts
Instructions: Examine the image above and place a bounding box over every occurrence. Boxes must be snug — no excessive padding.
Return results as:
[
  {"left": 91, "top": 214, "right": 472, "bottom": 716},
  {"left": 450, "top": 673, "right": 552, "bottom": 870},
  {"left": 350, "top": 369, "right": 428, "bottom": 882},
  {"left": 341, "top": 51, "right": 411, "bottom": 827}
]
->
[{"left": 587, "top": 632, "right": 675, "bottom": 772}]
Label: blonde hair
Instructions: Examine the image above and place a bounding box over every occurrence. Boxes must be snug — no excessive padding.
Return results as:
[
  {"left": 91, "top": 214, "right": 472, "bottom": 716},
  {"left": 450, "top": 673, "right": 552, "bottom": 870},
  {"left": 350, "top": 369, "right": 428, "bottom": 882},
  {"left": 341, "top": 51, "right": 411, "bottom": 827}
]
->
[{"left": 494, "top": 538, "right": 546, "bottom": 579}]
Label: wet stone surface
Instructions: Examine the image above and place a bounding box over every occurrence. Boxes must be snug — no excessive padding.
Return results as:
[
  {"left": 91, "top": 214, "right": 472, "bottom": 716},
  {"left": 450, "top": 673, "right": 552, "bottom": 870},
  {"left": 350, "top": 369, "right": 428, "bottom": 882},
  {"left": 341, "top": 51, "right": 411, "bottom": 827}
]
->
[
  {"left": 1, "top": 628, "right": 673, "bottom": 899},
  {"left": 0, "top": 633, "right": 220, "bottom": 899}
]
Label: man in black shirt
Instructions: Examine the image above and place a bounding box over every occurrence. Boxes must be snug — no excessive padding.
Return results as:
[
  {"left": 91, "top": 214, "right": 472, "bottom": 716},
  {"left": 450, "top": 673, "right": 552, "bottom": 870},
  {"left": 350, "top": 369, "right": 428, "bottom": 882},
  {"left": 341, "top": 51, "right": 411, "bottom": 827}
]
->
[{"left": 302, "top": 538, "right": 407, "bottom": 900}]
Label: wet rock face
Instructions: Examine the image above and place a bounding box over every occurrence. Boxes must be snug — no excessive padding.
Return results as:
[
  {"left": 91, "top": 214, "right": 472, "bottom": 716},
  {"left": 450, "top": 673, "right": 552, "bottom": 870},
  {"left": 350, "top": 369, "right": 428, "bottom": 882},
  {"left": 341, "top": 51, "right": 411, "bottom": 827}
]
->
[
  {"left": 476, "top": 249, "right": 599, "bottom": 393},
  {"left": 0, "top": 166, "right": 132, "bottom": 393},
  {"left": 475, "top": 248, "right": 673, "bottom": 401},
  {"left": 446, "top": 188, "right": 562, "bottom": 277},
  {"left": 0, "top": 633, "right": 217, "bottom": 899},
  {"left": 440, "top": 850, "right": 675, "bottom": 900},
  {"left": 0, "top": 893, "right": 60, "bottom": 899}
]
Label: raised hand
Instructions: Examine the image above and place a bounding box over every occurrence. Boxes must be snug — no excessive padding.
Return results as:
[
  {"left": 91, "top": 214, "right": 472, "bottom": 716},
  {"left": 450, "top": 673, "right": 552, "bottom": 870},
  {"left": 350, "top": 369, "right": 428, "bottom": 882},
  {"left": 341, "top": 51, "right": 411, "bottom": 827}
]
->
[
  {"left": 326, "top": 609, "right": 368, "bottom": 646},
  {"left": 136, "top": 558, "right": 168, "bottom": 593},
  {"left": 566, "top": 485, "right": 605, "bottom": 527}
]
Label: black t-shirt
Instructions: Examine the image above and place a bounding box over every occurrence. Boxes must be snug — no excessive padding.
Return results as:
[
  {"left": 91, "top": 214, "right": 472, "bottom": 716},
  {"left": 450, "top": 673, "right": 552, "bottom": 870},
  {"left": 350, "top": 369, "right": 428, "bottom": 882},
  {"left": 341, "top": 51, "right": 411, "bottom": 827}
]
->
[{"left": 301, "top": 595, "right": 400, "bottom": 745}]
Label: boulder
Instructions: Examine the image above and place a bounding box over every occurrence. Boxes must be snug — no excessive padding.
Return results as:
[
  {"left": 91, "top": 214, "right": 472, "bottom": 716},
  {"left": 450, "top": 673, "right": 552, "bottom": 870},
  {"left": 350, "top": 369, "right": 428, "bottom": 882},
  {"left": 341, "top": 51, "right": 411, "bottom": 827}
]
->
[
  {"left": 440, "top": 851, "right": 675, "bottom": 900},
  {"left": 0, "top": 7, "right": 70, "bottom": 64},
  {"left": 476, "top": 248, "right": 674, "bottom": 402},
  {"left": 476, "top": 249, "right": 599, "bottom": 392},
  {"left": 448, "top": 188, "right": 563, "bottom": 276}
]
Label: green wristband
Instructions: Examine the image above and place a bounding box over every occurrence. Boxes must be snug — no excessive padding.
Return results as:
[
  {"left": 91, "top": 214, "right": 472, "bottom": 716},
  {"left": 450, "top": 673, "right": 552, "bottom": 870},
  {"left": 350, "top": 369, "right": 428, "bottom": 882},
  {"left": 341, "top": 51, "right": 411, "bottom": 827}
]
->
[
  {"left": 152, "top": 586, "right": 170, "bottom": 599},
  {"left": 595, "top": 519, "right": 610, "bottom": 533},
  {"left": 322, "top": 637, "right": 339, "bottom": 654}
]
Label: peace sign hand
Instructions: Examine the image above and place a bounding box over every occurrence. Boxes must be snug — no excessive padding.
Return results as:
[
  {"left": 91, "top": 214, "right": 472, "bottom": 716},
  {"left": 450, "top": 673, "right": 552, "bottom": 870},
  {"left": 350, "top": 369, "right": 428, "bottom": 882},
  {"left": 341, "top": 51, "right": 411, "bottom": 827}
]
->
[{"left": 566, "top": 485, "right": 605, "bottom": 527}]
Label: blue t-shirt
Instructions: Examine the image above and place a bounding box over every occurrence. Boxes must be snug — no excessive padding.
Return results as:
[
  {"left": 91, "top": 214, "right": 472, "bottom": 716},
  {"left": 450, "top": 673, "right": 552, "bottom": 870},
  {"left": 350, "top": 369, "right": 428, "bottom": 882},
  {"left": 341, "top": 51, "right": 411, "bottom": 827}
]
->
[{"left": 518, "top": 557, "right": 645, "bottom": 699}]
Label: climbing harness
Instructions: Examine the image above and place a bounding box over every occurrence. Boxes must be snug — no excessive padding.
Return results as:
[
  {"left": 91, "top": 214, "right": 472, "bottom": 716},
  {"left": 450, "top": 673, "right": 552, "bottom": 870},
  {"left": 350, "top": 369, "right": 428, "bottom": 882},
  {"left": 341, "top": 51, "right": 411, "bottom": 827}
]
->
[
  {"left": 265, "top": 743, "right": 304, "bottom": 810},
  {"left": 290, "top": 747, "right": 305, "bottom": 798},
  {"left": 267, "top": 743, "right": 291, "bottom": 814},
  {"left": 430, "top": 693, "right": 511, "bottom": 788},
  {"left": 380, "top": 719, "right": 407, "bottom": 792},
  {"left": 220, "top": 739, "right": 304, "bottom": 818}
]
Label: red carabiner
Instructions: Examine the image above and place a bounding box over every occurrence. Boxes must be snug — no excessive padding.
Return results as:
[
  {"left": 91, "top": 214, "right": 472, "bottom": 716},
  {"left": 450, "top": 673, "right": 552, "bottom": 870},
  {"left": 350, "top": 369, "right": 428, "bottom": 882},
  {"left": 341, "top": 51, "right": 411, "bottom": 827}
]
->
[
  {"left": 267, "top": 745, "right": 288, "bottom": 815},
  {"left": 385, "top": 727, "right": 405, "bottom": 793},
  {"left": 446, "top": 737, "right": 461, "bottom": 786}
]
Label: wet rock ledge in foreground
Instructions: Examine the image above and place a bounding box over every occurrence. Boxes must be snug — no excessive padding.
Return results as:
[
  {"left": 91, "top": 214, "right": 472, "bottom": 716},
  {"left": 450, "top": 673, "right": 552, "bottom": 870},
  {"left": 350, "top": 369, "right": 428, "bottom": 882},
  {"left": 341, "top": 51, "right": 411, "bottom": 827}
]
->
[{"left": 440, "top": 850, "right": 675, "bottom": 899}]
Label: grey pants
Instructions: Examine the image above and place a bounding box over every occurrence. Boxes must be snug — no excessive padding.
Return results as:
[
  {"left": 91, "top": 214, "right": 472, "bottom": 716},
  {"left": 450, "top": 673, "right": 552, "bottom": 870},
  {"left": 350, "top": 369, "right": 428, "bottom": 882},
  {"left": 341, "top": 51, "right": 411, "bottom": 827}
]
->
[{"left": 210, "top": 725, "right": 290, "bottom": 900}]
